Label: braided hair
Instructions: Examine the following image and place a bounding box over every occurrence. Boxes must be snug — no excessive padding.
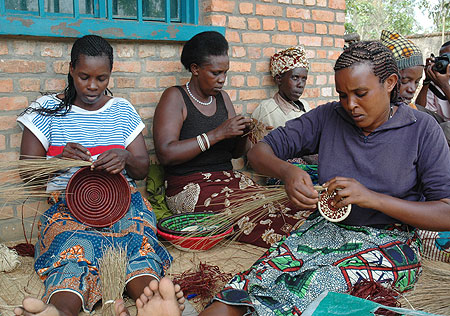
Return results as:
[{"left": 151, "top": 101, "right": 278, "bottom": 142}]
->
[
  {"left": 22, "top": 35, "right": 113, "bottom": 117},
  {"left": 334, "top": 41, "right": 400, "bottom": 103}
]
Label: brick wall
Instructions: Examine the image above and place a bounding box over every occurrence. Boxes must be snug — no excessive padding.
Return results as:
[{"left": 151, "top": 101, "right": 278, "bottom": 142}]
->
[{"left": 0, "top": 0, "right": 345, "bottom": 242}]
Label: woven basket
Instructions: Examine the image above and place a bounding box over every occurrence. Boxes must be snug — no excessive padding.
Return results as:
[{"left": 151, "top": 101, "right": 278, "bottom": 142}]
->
[{"left": 157, "top": 213, "right": 233, "bottom": 251}]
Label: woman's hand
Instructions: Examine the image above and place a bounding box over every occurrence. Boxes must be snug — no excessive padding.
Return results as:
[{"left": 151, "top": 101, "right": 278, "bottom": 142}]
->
[
  {"left": 282, "top": 164, "right": 318, "bottom": 209},
  {"left": 213, "top": 115, "right": 252, "bottom": 141},
  {"left": 323, "top": 176, "right": 377, "bottom": 209},
  {"left": 60, "top": 142, "right": 92, "bottom": 161},
  {"left": 92, "top": 148, "right": 130, "bottom": 174}
]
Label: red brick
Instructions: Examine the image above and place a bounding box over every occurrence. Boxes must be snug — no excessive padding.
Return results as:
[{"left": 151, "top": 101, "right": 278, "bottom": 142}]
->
[
  {"left": 291, "top": 21, "right": 302, "bottom": 32},
  {"left": 239, "top": 3, "right": 253, "bottom": 14},
  {"left": 329, "top": 0, "right": 346, "bottom": 10},
  {"left": 248, "top": 47, "right": 261, "bottom": 59},
  {"left": 116, "top": 77, "right": 136, "bottom": 88},
  {"left": 206, "top": 0, "right": 235, "bottom": 13},
  {"left": 292, "top": 0, "right": 304, "bottom": 4},
  {"left": 138, "top": 45, "right": 156, "bottom": 58},
  {"left": 305, "top": 0, "right": 315, "bottom": 5},
  {"left": 13, "top": 40, "right": 35, "bottom": 55},
  {"left": 277, "top": 20, "right": 290, "bottom": 31},
  {"left": 138, "top": 107, "right": 156, "bottom": 120},
  {"left": 45, "top": 79, "right": 66, "bottom": 91},
  {"left": 336, "top": 12, "right": 346, "bottom": 23},
  {"left": 255, "top": 4, "right": 283, "bottom": 16},
  {"left": 226, "top": 89, "right": 237, "bottom": 101},
  {"left": 232, "top": 46, "right": 246, "bottom": 58},
  {"left": 321, "top": 87, "right": 333, "bottom": 97},
  {"left": 0, "top": 79, "right": 13, "bottom": 92},
  {"left": 247, "top": 18, "right": 261, "bottom": 30},
  {"left": 286, "top": 7, "right": 310, "bottom": 19},
  {"left": 139, "top": 77, "right": 157, "bottom": 89},
  {"left": 107, "top": 78, "right": 114, "bottom": 89},
  {"left": 239, "top": 89, "right": 267, "bottom": 100},
  {"left": 335, "top": 38, "right": 345, "bottom": 48},
  {"left": 316, "top": 74, "right": 328, "bottom": 85},
  {"left": 247, "top": 76, "right": 260, "bottom": 87},
  {"left": 311, "top": 62, "right": 334, "bottom": 73},
  {"left": 53, "top": 61, "right": 70, "bottom": 74},
  {"left": 317, "top": 0, "right": 327, "bottom": 6},
  {"left": 228, "top": 16, "right": 246, "bottom": 29},
  {"left": 226, "top": 30, "right": 241, "bottom": 43},
  {"left": 0, "top": 115, "right": 19, "bottom": 130},
  {"left": 159, "top": 76, "right": 177, "bottom": 88},
  {"left": 317, "top": 50, "right": 327, "bottom": 59},
  {"left": 263, "top": 47, "right": 276, "bottom": 57},
  {"left": 0, "top": 96, "right": 28, "bottom": 111},
  {"left": 116, "top": 44, "right": 135, "bottom": 58},
  {"left": 231, "top": 75, "right": 245, "bottom": 87},
  {"left": 242, "top": 33, "right": 270, "bottom": 44},
  {"left": 302, "top": 87, "right": 320, "bottom": 98},
  {"left": 129, "top": 92, "right": 162, "bottom": 105},
  {"left": 41, "top": 43, "right": 63, "bottom": 57},
  {"left": 272, "top": 34, "right": 298, "bottom": 46},
  {"left": 323, "top": 37, "right": 334, "bottom": 47},
  {"left": 277, "top": 0, "right": 290, "bottom": 3},
  {"left": 0, "top": 41, "right": 8, "bottom": 55},
  {"left": 204, "top": 15, "right": 227, "bottom": 26},
  {"left": 229, "top": 61, "right": 252, "bottom": 72},
  {"left": 256, "top": 62, "right": 270, "bottom": 72},
  {"left": 246, "top": 102, "right": 260, "bottom": 113},
  {"left": 328, "top": 50, "right": 341, "bottom": 60},
  {"left": 263, "top": 19, "right": 276, "bottom": 31},
  {"left": 304, "top": 22, "right": 315, "bottom": 33},
  {"left": 0, "top": 151, "right": 19, "bottom": 161},
  {"left": 9, "top": 132, "right": 21, "bottom": 148},
  {"left": 262, "top": 75, "right": 274, "bottom": 86},
  {"left": 316, "top": 23, "right": 327, "bottom": 34},
  {"left": 312, "top": 10, "right": 334, "bottom": 22},
  {"left": 234, "top": 103, "right": 243, "bottom": 114},
  {"left": 0, "top": 134, "right": 5, "bottom": 150},
  {"left": 145, "top": 61, "right": 181, "bottom": 73},
  {"left": 299, "top": 36, "right": 322, "bottom": 47},
  {"left": 329, "top": 24, "right": 345, "bottom": 36},
  {"left": 0, "top": 60, "right": 47, "bottom": 73},
  {"left": 113, "top": 61, "right": 141, "bottom": 73}
]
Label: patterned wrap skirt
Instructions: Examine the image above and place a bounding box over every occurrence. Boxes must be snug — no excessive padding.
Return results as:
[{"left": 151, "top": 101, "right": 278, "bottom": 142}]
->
[
  {"left": 213, "top": 212, "right": 422, "bottom": 315},
  {"left": 165, "top": 170, "right": 314, "bottom": 248},
  {"left": 34, "top": 187, "right": 172, "bottom": 312}
]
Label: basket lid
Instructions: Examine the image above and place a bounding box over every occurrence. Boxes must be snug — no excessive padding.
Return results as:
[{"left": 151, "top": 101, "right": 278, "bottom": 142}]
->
[{"left": 66, "top": 167, "right": 131, "bottom": 227}]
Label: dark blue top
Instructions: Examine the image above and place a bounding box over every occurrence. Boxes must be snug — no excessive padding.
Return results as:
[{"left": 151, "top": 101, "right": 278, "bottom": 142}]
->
[{"left": 263, "top": 101, "right": 450, "bottom": 226}]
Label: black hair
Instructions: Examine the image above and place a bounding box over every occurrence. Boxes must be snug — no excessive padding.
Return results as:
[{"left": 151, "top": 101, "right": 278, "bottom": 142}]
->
[
  {"left": 180, "top": 31, "right": 228, "bottom": 72},
  {"left": 334, "top": 41, "right": 400, "bottom": 103},
  {"left": 21, "top": 35, "right": 113, "bottom": 117},
  {"left": 441, "top": 40, "right": 450, "bottom": 49}
]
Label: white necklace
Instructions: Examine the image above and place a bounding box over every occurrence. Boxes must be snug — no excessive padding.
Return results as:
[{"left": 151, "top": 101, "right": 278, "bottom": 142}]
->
[{"left": 186, "top": 81, "right": 213, "bottom": 106}]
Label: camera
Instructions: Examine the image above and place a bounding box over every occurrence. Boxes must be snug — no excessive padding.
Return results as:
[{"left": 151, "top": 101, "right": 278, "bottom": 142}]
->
[{"left": 432, "top": 53, "right": 450, "bottom": 74}]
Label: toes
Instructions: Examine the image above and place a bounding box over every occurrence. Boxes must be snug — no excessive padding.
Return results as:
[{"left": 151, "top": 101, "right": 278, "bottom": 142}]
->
[
  {"left": 148, "top": 279, "right": 159, "bottom": 293},
  {"left": 114, "top": 299, "right": 130, "bottom": 316},
  {"left": 136, "top": 297, "right": 143, "bottom": 310},
  {"left": 175, "top": 290, "right": 184, "bottom": 299},
  {"left": 139, "top": 292, "right": 149, "bottom": 305},
  {"left": 174, "top": 284, "right": 181, "bottom": 293},
  {"left": 142, "top": 285, "right": 155, "bottom": 300},
  {"left": 177, "top": 296, "right": 185, "bottom": 305},
  {"left": 13, "top": 307, "right": 24, "bottom": 316},
  {"left": 22, "top": 297, "right": 47, "bottom": 314}
]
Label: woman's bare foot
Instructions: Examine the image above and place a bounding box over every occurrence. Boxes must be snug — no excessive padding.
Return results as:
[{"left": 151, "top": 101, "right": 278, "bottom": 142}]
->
[
  {"left": 114, "top": 298, "right": 130, "bottom": 316},
  {"left": 14, "top": 297, "right": 60, "bottom": 316},
  {"left": 136, "top": 277, "right": 185, "bottom": 316}
]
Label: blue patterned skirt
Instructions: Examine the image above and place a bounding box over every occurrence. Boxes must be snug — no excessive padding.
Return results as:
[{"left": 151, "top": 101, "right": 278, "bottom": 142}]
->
[
  {"left": 34, "top": 188, "right": 172, "bottom": 312},
  {"left": 214, "top": 212, "right": 421, "bottom": 315}
]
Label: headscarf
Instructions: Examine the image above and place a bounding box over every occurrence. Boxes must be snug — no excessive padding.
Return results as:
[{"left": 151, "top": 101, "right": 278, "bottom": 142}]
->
[
  {"left": 380, "top": 30, "right": 423, "bottom": 70},
  {"left": 270, "top": 46, "right": 309, "bottom": 78}
]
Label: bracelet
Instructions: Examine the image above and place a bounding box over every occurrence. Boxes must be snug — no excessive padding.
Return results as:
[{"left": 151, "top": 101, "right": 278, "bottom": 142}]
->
[
  {"left": 201, "top": 133, "right": 210, "bottom": 149},
  {"left": 197, "top": 135, "right": 206, "bottom": 152}
]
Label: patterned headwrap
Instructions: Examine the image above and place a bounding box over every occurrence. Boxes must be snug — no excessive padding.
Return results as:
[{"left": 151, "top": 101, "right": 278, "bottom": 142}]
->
[
  {"left": 380, "top": 30, "right": 423, "bottom": 70},
  {"left": 270, "top": 46, "right": 309, "bottom": 78}
]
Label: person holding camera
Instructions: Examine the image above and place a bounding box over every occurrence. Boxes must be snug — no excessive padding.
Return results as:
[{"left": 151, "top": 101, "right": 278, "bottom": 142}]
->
[{"left": 416, "top": 41, "right": 450, "bottom": 145}]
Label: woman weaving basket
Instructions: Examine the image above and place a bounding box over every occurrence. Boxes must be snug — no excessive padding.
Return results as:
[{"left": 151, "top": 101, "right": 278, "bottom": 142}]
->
[
  {"left": 190, "top": 41, "right": 450, "bottom": 315},
  {"left": 14, "top": 35, "right": 184, "bottom": 316},
  {"left": 153, "top": 31, "right": 314, "bottom": 248}
]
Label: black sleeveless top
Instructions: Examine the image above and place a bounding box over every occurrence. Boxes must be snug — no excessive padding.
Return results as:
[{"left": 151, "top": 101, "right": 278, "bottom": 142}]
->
[{"left": 165, "top": 86, "right": 236, "bottom": 176}]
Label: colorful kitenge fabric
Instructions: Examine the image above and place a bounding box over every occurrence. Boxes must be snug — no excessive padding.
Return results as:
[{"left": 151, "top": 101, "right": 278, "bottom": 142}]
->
[
  {"left": 270, "top": 46, "right": 310, "bottom": 78},
  {"left": 165, "top": 170, "right": 314, "bottom": 248},
  {"left": 35, "top": 188, "right": 172, "bottom": 312},
  {"left": 380, "top": 30, "right": 423, "bottom": 70},
  {"left": 214, "top": 213, "right": 421, "bottom": 315},
  {"left": 418, "top": 230, "right": 450, "bottom": 262}
]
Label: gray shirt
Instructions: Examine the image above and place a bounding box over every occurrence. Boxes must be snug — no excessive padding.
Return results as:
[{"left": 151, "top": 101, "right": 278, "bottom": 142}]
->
[{"left": 263, "top": 102, "right": 450, "bottom": 226}]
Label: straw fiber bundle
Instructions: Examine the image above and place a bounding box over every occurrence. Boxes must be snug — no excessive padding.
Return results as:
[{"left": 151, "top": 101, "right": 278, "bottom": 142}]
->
[
  {"left": 98, "top": 246, "right": 127, "bottom": 316},
  {"left": 399, "top": 259, "right": 450, "bottom": 315}
]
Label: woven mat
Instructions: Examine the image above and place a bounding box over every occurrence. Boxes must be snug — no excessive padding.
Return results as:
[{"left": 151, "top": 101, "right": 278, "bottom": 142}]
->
[{"left": 0, "top": 240, "right": 265, "bottom": 316}]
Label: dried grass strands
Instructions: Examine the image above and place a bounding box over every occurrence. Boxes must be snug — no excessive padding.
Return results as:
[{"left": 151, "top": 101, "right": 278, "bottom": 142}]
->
[
  {"left": 0, "top": 157, "right": 91, "bottom": 202},
  {"left": 98, "top": 245, "right": 127, "bottom": 316},
  {"left": 398, "top": 259, "right": 450, "bottom": 315},
  {"left": 243, "top": 118, "right": 268, "bottom": 144}
]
